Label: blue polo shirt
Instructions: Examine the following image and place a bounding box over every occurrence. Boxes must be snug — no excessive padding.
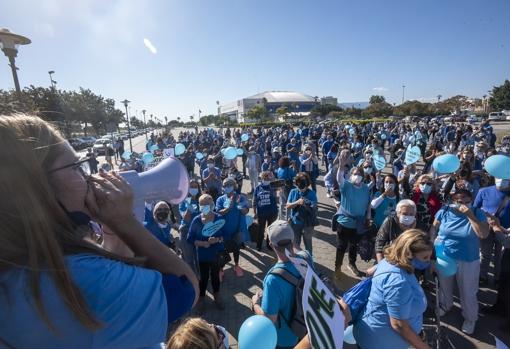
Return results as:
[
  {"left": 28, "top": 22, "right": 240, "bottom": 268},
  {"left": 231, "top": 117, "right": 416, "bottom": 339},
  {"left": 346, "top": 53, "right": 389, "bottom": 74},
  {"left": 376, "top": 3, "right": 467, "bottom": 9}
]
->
[
  {"left": 435, "top": 206, "right": 487, "bottom": 262},
  {"left": 261, "top": 262, "right": 300, "bottom": 348},
  {"left": 144, "top": 221, "right": 173, "bottom": 247},
  {"left": 187, "top": 214, "right": 225, "bottom": 263},
  {"left": 353, "top": 259, "right": 427, "bottom": 349},
  {"left": 474, "top": 186, "right": 510, "bottom": 228},
  {"left": 179, "top": 196, "right": 200, "bottom": 226},
  {"left": 215, "top": 194, "right": 249, "bottom": 239},
  {"left": 277, "top": 167, "right": 296, "bottom": 181},
  {"left": 337, "top": 180, "right": 370, "bottom": 229}
]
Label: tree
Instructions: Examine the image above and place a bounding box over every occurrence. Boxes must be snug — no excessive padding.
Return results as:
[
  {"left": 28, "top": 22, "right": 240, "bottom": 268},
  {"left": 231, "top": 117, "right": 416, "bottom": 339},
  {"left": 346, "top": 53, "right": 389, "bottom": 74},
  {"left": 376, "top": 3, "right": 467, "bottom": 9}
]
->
[
  {"left": 309, "top": 104, "right": 342, "bottom": 118},
  {"left": 369, "top": 95, "right": 386, "bottom": 105},
  {"left": 245, "top": 105, "right": 267, "bottom": 121},
  {"left": 276, "top": 106, "right": 289, "bottom": 119},
  {"left": 489, "top": 80, "right": 510, "bottom": 111},
  {"left": 362, "top": 101, "right": 393, "bottom": 118}
]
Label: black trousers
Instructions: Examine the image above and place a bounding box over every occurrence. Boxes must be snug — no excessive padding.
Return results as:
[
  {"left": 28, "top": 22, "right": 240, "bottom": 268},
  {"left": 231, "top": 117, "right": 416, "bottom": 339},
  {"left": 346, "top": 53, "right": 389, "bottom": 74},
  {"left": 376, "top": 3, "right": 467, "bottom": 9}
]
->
[
  {"left": 199, "top": 261, "right": 220, "bottom": 297},
  {"left": 495, "top": 248, "right": 510, "bottom": 322},
  {"left": 335, "top": 225, "right": 360, "bottom": 268},
  {"left": 225, "top": 239, "right": 240, "bottom": 265},
  {"left": 257, "top": 214, "right": 278, "bottom": 249}
]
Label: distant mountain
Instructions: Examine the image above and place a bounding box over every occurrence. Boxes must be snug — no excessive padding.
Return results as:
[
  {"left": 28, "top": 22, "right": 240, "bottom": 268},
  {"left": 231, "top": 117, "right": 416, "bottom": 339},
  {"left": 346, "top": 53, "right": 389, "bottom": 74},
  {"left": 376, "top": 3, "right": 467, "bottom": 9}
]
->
[{"left": 339, "top": 102, "right": 369, "bottom": 109}]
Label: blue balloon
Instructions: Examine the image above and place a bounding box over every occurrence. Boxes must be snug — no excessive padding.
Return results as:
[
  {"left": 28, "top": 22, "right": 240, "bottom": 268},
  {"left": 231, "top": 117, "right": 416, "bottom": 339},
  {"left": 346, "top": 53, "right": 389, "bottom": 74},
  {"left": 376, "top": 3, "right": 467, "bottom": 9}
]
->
[
  {"left": 349, "top": 127, "right": 355, "bottom": 136},
  {"left": 149, "top": 144, "right": 159, "bottom": 152},
  {"left": 175, "top": 143, "right": 186, "bottom": 156},
  {"left": 380, "top": 133, "right": 387, "bottom": 140},
  {"left": 238, "top": 315, "right": 277, "bottom": 349},
  {"left": 224, "top": 147, "right": 238, "bottom": 160},
  {"left": 121, "top": 151, "right": 132, "bottom": 160},
  {"left": 142, "top": 152, "right": 154, "bottom": 165},
  {"left": 344, "top": 324, "right": 356, "bottom": 344},
  {"left": 432, "top": 154, "right": 460, "bottom": 174},
  {"left": 405, "top": 145, "right": 421, "bottom": 165},
  {"left": 236, "top": 148, "right": 244, "bottom": 156},
  {"left": 435, "top": 244, "right": 457, "bottom": 277},
  {"left": 196, "top": 152, "right": 204, "bottom": 160},
  {"left": 241, "top": 133, "right": 249, "bottom": 142},
  {"left": 484, "top": 154, "right": 510, "bottom": 179}
]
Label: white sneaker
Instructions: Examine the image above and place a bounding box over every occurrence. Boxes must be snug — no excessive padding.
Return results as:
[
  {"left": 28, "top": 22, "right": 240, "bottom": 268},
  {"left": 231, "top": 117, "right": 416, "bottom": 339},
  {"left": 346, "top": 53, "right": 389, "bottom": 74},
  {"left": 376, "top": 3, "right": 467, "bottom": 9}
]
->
[{"left": 461, "top": 320, "right": 476, "bottom": 335}]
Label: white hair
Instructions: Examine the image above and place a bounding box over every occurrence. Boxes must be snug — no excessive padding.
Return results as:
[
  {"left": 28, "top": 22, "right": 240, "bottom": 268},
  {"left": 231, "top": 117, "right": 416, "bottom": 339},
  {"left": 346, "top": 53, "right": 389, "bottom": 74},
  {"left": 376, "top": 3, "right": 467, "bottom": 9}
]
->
[{"left": 396, "top": 199, "right": 416, "bottom": 214}]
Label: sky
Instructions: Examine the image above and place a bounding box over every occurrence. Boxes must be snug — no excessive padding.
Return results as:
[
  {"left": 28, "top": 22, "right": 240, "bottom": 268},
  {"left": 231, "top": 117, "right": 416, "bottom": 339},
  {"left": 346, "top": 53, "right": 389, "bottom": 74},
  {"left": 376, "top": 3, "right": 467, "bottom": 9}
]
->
[{"left": 1, "top": 0, "right": 509, "bottom": 121}]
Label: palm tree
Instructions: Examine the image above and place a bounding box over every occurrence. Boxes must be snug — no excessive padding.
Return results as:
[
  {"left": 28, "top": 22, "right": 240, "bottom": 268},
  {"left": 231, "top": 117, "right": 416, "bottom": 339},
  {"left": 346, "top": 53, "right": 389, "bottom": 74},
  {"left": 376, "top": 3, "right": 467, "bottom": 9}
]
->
[
  {"left": 190, "top": 115, "right": 194, "bottom": 123},
  {"left": 177, "top": 116, "right": 181, "bottom": 123},
  {"left": 437, "top": 94, "right": 442, "bottom": 103}
]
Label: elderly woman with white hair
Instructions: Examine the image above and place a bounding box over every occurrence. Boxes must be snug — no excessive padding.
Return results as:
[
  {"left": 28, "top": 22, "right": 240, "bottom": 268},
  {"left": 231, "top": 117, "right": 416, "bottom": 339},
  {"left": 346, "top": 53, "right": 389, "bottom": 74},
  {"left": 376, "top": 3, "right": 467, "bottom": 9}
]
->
[{"left": 375, "top": 199, "right": 417, "bottom": 262}]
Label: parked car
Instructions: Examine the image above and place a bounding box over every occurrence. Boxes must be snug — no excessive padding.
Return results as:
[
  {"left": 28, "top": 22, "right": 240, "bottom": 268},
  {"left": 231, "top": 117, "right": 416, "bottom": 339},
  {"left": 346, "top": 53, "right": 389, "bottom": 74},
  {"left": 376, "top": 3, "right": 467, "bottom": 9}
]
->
[
  {"left": 489, "top": 112, "right": 505, "bottom": 121},
  {"left": 68, "top": 138, "right": 87, "bottom": 151},
  {"left": 80, "top": 136, "right": 97, "bottom": 147},
  {"left": 92, "top": 139, "right": 112, "bottom": 156},
  {"left": 466, "top": 115, "right": 481, "bottom": 123}
]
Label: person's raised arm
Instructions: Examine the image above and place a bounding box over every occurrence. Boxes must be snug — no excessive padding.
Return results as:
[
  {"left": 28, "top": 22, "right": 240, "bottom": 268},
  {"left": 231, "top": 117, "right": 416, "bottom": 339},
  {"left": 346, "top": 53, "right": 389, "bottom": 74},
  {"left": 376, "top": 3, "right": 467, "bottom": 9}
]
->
[{"left": 86, "top": 172, "right": 199, "bottom": 305}]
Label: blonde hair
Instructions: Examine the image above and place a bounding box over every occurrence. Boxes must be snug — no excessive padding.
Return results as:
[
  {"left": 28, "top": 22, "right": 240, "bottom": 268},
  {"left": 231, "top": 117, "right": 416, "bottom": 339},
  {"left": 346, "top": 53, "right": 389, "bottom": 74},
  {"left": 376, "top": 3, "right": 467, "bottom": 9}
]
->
[
  {"left": 413, "top": 174, "right": 436, "bottom": 192},
  {"left": 167, "top": 318, "right": 219, "bottom": 349},
  {"left": 384, "top": 229, "right": 433, "bottom": 273},
  {"left": 0, "top": 115, "right": 133, "bottom": 331}
]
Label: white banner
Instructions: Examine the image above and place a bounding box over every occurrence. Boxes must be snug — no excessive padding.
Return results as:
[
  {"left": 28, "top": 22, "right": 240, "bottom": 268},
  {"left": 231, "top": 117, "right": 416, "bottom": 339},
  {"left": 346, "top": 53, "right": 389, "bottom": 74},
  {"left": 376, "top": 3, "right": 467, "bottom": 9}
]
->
[{"left": 301, "top": 265, "right": 344, "bottom": 349}]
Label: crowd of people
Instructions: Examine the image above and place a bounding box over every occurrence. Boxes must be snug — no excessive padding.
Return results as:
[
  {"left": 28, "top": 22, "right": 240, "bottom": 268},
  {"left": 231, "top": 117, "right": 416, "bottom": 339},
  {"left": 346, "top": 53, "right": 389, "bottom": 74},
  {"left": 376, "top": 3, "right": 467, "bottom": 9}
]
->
[{"left": 1, "top": 114, "right": 510, "bottom": 349}]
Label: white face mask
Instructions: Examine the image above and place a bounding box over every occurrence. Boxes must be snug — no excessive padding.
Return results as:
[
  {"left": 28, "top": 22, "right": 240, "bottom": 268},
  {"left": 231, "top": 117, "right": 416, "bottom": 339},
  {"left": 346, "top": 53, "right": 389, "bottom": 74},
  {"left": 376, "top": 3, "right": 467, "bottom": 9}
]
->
[
  {"left": 399, "top": 215, "right": 415, "bottom": 226},
  {"left": 262, "top": 180, "right": 271, "bottom": 186},
  {"left": 364, "top": 167, "right": 373, "bottom": 175},
  {"left": 351, "top": 175, "right": 363, "bottom": 185},
  {"left": 385, "top": 183, "right": 395, "bottom": 191},
  {"left": 495, "top": 178, "right": 510, "bottom": 189},
  {"left": 420, "top": 184, "right": 432, "bottom": 194},
  {"left": 157, "top": 222, "right": 168, "bottom": 229}
]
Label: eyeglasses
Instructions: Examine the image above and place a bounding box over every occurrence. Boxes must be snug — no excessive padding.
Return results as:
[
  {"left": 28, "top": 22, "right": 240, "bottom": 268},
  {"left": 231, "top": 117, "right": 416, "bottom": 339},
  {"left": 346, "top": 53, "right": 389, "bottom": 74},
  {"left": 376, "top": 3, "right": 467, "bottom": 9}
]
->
[
  {"left": 48, "top": 157, "right": 91, "bottom": 179},
  {"left": 210, "top": 324, "right": 226, "bottom": 349}
]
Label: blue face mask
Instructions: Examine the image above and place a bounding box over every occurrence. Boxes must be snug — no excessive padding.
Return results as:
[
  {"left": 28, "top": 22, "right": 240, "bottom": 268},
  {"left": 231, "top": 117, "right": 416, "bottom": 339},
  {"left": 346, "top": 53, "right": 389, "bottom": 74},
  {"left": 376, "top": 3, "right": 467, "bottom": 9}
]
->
[
  {"left": 224, "top": 186, "right": 234, "bottom": 194},
  {"left": 412, "top": 258, "right": 430, "bottom": 270},
  {"left": 199, "top": 204, "right": 211, "bottom": 215},
  {"left": 189, "top": 188, "right": 199, "bottom": 196}
]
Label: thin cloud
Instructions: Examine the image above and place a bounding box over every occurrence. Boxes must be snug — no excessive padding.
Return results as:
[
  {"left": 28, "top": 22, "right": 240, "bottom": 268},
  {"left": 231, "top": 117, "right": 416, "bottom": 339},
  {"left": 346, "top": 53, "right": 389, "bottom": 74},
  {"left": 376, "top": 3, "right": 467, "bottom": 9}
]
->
[
  {"left": 373, "top": 87, "right": 388, "bottom": 92},
  {"left": 143, "top": 38, "right": 157, "bottom": 54}
]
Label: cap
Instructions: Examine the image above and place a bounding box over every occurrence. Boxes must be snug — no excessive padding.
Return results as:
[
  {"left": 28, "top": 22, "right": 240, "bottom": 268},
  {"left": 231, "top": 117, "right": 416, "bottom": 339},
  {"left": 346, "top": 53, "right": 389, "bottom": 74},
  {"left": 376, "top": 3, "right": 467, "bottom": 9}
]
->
[
  {"left": 223, "top": 177, "right": 236, "bottom": 186},
  {"left": 267, "top": 220, "right": 294, "bottom": 246}
]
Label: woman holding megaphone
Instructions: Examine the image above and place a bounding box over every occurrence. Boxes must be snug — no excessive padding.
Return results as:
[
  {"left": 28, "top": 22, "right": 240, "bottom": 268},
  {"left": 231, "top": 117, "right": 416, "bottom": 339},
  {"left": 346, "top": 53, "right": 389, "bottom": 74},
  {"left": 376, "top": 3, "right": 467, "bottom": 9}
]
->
[{"left": 0, "top": 115, "right": 199, "bottom": 348}]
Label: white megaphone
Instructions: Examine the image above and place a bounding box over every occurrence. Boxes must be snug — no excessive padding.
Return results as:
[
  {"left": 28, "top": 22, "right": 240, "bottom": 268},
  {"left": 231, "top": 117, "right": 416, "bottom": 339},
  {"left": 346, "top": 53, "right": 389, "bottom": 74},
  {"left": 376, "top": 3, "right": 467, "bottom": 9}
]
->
[{"left": 120, "top": 157, "right": 189, "bottom": 222}]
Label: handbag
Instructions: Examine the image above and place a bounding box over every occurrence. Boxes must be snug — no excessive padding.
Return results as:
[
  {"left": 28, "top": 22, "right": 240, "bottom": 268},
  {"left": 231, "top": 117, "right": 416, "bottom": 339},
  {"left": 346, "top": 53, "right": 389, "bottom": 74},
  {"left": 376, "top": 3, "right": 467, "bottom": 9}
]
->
[{"left": 214, "top": 249, "right": 231, "bottom": 269}]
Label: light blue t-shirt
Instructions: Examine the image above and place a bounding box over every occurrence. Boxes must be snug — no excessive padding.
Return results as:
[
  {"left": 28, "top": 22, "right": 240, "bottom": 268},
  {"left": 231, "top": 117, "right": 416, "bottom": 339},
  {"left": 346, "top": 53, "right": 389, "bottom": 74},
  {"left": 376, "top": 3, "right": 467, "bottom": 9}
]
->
[
  {"left": 354, "top": 259, "right": 427, "bottom": 349},
  {"left": 215, "top": 194, "right": 249, "bottom": 239},
  {"left": 373, "top": 192, "right": 398, "bottom": 228},
  {"left": 287, "top": 188, "right": 318, "bottom": 225},
  {"left": 0, "top": 254, "right": 167, "bottom": 349},
  {"left": 435, "top": 206, "right": 487, "bottom": 262},
  {"left": 337, "top": 180, "right": 370, "bottom": 229},
  {"left": 261, "top": 262, "right": 300, "bottom": 348}
]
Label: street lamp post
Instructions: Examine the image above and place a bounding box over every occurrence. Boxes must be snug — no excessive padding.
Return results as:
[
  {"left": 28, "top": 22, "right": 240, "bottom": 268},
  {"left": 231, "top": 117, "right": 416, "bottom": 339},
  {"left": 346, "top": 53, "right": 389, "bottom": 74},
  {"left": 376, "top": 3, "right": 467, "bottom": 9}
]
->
[
  {"left": 121, "top": 99, "right": 133, "bottom": 152},
  {"left": 402, "top": 85, "right": 406, "bottom": 104},
  {"left": 141, "top": 109, "right": 148, "bottom": 140},
  {"left": 48, "top": 70, "right": 57, "bottom": 89},
  {"left": 0, "top": 28, "right": 31, "bottom": 96}
]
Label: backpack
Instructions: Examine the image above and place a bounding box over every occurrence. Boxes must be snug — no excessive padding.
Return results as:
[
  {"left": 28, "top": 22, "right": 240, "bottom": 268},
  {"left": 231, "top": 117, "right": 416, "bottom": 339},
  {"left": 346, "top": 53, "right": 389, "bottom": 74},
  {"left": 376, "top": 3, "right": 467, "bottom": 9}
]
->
[
  {"left": 343, "top": 271, "right": 398, "bottom": 324},
  {"left": 268, "top": 252, "right": 313, "bottom": 340}
]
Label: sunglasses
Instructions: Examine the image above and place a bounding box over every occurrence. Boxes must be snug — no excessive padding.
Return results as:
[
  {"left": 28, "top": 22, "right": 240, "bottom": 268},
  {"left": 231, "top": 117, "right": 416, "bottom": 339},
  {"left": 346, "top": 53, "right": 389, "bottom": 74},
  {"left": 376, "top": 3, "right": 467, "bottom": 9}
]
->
[{"left": 48, "top": 157, "right": 92, "bottom": 179}]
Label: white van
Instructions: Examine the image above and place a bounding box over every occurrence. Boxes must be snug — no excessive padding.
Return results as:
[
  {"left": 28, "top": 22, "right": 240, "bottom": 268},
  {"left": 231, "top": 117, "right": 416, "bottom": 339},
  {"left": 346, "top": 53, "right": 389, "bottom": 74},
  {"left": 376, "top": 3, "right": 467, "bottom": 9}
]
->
[{"left": 488, "top": 112, "right": 505, "bottom": 121}]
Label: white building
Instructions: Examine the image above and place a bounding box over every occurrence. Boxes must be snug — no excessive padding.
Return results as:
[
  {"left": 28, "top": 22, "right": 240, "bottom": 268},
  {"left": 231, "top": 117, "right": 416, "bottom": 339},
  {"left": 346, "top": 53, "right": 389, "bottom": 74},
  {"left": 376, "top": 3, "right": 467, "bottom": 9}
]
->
[{"left": 219, "top": 91, "right": 318, "bottom": 123}]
